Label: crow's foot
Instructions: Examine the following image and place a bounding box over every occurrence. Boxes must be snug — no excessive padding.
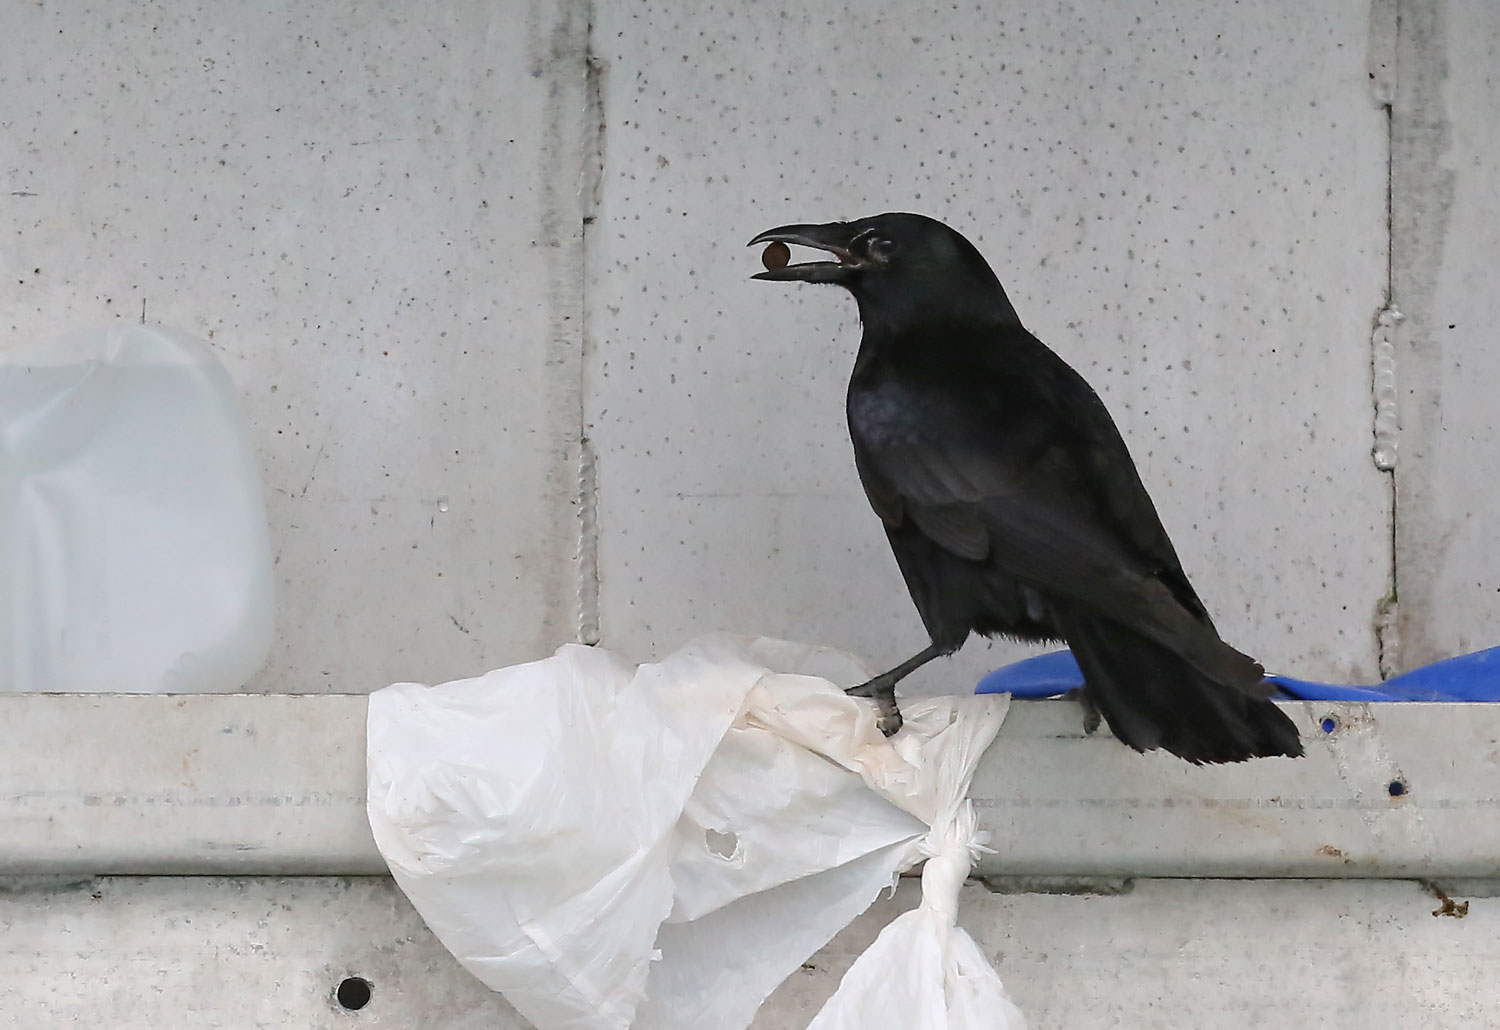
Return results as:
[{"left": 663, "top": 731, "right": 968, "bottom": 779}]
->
[{"left": 846, "top": 679, "right": 903, "bottom": 736}]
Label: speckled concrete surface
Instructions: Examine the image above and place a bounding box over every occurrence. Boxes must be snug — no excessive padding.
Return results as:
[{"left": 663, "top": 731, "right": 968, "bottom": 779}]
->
[
  {"left": 1391, "top": 0, "right": 1500, "bottom": 670},
  {"left": 585, "top": 0, "right": 1391, "bottom": 694},
  {"left": 1, "top": 1, "right": 591, "bottom": 692},
  {"left": 2, "top": 0, "right": 1398, "bottom": 698},
  {"left": 2, "top": 876, "right": 1494, "bottom": 1028},
  {"left": 3, "top": 3, "right": 1498, "bottom": 1027}
]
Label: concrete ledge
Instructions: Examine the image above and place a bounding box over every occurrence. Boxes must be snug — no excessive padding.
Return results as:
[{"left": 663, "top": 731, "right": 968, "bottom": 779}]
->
[
  {"left": 0, "top": 694, "right": 381, "bottom": 875},
  {"left": 1, "top": 695, "right": 1494, "bottom": 877},
  {"left": 972, "top": 700, "right": 1500, "bottom": 878}
]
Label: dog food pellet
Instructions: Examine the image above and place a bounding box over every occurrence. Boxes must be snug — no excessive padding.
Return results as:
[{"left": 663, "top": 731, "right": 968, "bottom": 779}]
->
[{"left": 761, "top": 241, "right": 790, "bottom": 270}]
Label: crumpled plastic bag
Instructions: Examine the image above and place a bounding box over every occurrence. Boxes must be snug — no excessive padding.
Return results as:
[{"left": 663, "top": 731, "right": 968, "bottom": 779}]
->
[
  {"left": 366, "top": 633, "right": 1025, "bottom": 1029},
  {"left": 803, "top": 756, "right": 1026, "bottom": 1030},
  {"left": 0, "top": 324, "right": 274, "bottom": 692}
]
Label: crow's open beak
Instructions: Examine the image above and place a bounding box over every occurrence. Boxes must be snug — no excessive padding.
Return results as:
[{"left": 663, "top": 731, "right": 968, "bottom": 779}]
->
[{"left": 748, "top": 222, "right": 865, "bottom": 283}]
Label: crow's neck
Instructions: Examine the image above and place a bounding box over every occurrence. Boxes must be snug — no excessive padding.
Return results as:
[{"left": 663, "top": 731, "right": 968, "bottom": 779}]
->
[
  {"left": 851, "top": 284, "right": 1021, "bottom": 340},
  {"left": 851, "top": 311, "right": 1029, "bottom": 381}
]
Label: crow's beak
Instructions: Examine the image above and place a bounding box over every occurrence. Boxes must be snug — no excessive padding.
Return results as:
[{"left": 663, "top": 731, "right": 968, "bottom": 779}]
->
[{"left": 748, "top": 222, "right": 865, "bottom": 283}]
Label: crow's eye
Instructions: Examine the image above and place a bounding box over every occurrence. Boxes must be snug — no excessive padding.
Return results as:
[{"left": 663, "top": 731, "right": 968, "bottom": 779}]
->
[{"left": 867, "top": 237, "right": 898, "bottom": 263}]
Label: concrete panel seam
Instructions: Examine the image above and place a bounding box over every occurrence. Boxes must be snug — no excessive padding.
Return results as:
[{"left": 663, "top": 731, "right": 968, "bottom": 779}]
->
[
  {"left": 1389, "top": 0, "right": 1473, "bottom": 672},
  {"left": 1371, "top": 306, "right": 1403, "bottom": 472},
  {"left": 532, "top": 0, "right": 601, "bottom": 646},
  {"left": 1373, "top": 306, "right": 1401, "bottom": 678},
  {"left": 577, "top": 435, "right": 601, "bottom": 644},
  {"left": 576, "top": 0, "right": 604, "bottom": 645},
  {"left": 1370, "top": 0, "right": 1402, "bottom": 677},
  {"left": 1375, "top": 590, "right": 1400, "bottom": 680}
]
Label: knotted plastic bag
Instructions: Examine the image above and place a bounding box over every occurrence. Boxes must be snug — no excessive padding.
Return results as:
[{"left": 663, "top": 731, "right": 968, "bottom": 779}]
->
[{"left": 366, "top": 633, "right": 1025, "bottom": 1029}]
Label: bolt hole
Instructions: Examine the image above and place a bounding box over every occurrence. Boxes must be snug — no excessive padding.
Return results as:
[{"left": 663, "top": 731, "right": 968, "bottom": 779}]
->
[
  {"left": 1320, "top": 717, "right": 1338, "bottom": 734},
  {"left": 337, "top": 976, "right": 372, "bottom": 1011},
  {"left": 1388, "top": 779, "right": 1407, "bottom": 798}
]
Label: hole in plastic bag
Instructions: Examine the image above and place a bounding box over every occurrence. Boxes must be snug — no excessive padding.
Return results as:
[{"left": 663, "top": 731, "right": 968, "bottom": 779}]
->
[
  {"left": 336, "top": 976, "right": 372, "bottom": 1011},
  {"left": 704, "top": 827, "right": 740, "bottom": 860}
]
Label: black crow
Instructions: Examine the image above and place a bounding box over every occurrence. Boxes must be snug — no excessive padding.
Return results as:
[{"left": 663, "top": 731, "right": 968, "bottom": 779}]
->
[{"left": 749, "top": 212, "right": 1302, "bottom": 763}]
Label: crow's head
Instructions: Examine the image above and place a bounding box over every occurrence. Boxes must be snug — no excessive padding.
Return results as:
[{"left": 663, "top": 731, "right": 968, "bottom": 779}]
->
[{"left": 749, "top": 212, "right": 1019, "bottom": 327}]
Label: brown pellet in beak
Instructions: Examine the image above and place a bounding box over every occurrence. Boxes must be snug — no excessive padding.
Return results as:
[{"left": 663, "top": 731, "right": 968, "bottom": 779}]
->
[{"left": 761, "top": 241, "right": 791, "bottom": 271}]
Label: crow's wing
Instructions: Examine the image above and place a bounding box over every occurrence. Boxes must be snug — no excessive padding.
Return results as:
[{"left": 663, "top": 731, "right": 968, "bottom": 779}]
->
[{"left": 849, "top": 336, "right": 1255, "bottom": 687}]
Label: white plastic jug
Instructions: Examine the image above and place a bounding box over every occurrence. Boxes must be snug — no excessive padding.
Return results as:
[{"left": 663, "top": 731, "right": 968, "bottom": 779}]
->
[{"left": 0, "top": 324, "right": 274, "bottom": 692}]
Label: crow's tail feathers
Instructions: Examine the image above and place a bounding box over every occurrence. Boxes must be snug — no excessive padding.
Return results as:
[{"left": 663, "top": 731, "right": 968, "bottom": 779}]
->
[{"left": 1060, "top": 611, "right": 1304, "bottom": 764}]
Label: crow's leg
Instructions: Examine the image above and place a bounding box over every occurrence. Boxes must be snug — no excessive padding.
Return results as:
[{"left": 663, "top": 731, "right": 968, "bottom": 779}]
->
[
  {"left": 846, "top": 642, "right": 946, "bottom": 737},
  {"left": 1062, "top": 686, "right": 1102, "bottom": 735}
]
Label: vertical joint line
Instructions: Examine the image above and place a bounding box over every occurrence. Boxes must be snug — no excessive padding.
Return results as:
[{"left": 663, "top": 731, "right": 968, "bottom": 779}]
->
[
  {"left": 1373, "top": 300, "right": 1401, "bottom": 679},
  {"left": 1371, "top": 307, "right": 1401, "bottom": 472},
  {"left": 1371, "top": 0, "right": 1400, "bottom": 678},
  {"left": 576, "top": 0, "right": 604, "bottom": 645},
  {"left": 577, "top": 437, "right": 600, "bottom": 645}
]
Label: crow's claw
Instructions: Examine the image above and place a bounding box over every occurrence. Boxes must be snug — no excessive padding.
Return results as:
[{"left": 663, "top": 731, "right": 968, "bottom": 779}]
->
[{"left": 846, "top": 679, "right": 903, "bottom": 736}]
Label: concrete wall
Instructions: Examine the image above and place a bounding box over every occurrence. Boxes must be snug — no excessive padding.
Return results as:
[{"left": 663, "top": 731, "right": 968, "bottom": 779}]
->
[
  {"left": 586, "top": 0, "right": 1390, "bottom": 692},
  {"left": 1391, "top": 0, "right": 1500, "bottom": 668},
  {"left": 5, "top": 0, "right": 1438, "bottom": 697},
  {"left": 3, "top": 876, "right": 1493, "bottom": 1028},
  {"left": 2, "top": 0, "right": 593, "bottom": 691},
  {"left": 3, "top": 690, "right": 1497, "bottom": 1026},
  {"left": 3, "top": 1, "right": 1499, "bottom": 1027}
]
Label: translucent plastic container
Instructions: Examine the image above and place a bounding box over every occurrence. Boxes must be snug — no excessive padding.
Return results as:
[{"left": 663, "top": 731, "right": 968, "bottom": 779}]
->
[{"left": 0, "top": 324, "right": 274, "bottom": 692}]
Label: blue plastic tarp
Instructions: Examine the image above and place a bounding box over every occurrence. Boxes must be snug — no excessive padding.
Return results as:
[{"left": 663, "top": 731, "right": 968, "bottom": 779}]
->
[{"left": 975, "top": 646, "right": 1500, "bottom": 702}]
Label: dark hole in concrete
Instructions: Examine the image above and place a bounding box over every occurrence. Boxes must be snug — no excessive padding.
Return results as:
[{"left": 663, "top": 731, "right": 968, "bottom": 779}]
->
[
  {"left": 1388, "top": 780, "right": 1407, "bottom": 798},
  {"left": 1320, "top": 717, "right": 1337, "bottom": 734},
  {"left": 337, "top": 976, "right": 373, "bottom": 1011}
]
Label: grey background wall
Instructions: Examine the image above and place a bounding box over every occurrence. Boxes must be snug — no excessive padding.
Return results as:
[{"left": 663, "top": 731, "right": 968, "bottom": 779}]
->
[
  {"left": 3, "top": 6, "right": 1499, "bottom": 1028},
  {"left": 2, "top": 0, "right": 1493, "bottom": 696}
]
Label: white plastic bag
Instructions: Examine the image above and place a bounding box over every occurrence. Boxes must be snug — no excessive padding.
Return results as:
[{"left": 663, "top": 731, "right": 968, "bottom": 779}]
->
[
  {"left": 0, "top": 324, "right": 274, "bottom": 692},
  {"left": 803, "top": 714, "right": 1028, "bottom": 1030},
  {"left": 366, "top": 634, "right": 1025, "bottom": 1029}
]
